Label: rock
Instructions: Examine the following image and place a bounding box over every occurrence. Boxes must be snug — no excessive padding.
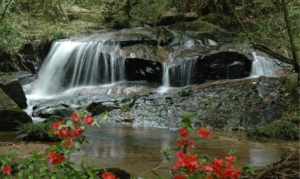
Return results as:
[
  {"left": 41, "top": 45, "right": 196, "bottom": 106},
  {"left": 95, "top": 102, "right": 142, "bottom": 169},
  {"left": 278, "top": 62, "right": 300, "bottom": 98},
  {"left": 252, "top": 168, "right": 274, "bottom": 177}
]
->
[
  {"left": 0, "top": 50, "right": 17, "bottom": 72},
  {"left": 106, "top": 77, "right": 290, "bottom": 130},
  {"left": 14, "top": 71, "right": 36, "bottom": 85},
  {"left": 95, "top": 27, "right": 158, "bottom": 47},
  {"left": 0, "top": 89, "right": 32, "bottom": 131},
  {"left": 32, "top": 104, "right": 74, "bottom": 118},
  {"left": 167, "top": 19, "right": 232, "bottom": 43},
  {"left": 0, "top": 72, "right": 27, "bottom": 108},
  {"left": 0, "top": 40, "right": 52, "bottom": 73},
  {"left": 196, "top": 51, "right": 252, "bottom": 81},
  {"left": 87, "top": 101, "right": 119, "bottom": 116},
  {"left": 98, "top": 168, "right": 131, "bottom": 179},
  {"left": 120, "top": 44, "right": 160, "bottom": 62},
  {"left": 125, "top": 58, "right": 162, "bottom": 83},
  {"left": 158, "top": 10, "right": 198, "bottom": 26}
]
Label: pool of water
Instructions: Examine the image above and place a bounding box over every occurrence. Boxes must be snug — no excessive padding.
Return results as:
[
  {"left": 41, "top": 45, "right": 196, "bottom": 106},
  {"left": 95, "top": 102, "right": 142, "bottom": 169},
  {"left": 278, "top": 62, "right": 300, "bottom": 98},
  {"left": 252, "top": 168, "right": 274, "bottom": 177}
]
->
[{"left": 71, "top": 126, "right": 297, "bottom": 178}]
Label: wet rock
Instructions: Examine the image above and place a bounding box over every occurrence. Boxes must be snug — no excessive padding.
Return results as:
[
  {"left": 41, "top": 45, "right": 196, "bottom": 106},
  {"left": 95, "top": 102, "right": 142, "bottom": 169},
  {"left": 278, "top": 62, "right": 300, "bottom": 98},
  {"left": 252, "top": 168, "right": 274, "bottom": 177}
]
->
[
  {"left": 0, "top": 89, "right": 32, "bottom": 131},
  {"left": 125, "top": 58, "right": 162, "bottom": 83},
  {"left": 0, "top": 72, "right": 27, "bottom": 108},
  {"left": 14, "top": 71, "right": 36, "bottom": 85},
  {"left": 106, "top": 77, "right": 290, "bottom": 129},
  {"left": 196, "top": 51, "right": 252, "bottom": 81},
  {"left": 120, "top": 44, "right": 159, "bottom": 62},
  {"left": 32, "top": 104, "right": 74, "bottom": 118},
  {"left": 87, "top": 101, "right": 119, "bottom": 116},
  {"left": 95, "top": 27, "right": 159, "bottom": 47}
]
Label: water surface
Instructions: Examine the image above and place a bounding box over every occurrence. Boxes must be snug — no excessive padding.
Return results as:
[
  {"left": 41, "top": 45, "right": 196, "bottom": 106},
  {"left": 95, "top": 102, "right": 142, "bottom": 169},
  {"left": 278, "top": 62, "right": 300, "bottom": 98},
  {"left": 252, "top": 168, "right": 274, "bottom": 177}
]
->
[{"left": 71, "top": 126, "right": 297, "bottom": 178}]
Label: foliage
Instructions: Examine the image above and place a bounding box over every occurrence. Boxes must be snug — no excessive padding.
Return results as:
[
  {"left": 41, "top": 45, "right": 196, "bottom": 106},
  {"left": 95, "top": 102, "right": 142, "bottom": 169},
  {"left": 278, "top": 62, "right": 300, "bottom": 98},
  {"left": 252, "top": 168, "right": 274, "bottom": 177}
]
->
[
  {"left": 167, "top": 115, "right": 241, "bottom": 179},
  {"left": 248, "top": 106, "right": 300, "bottom": 140},
  {"left": 0, "top": 112, "right": 119, "bottom": 179},
  {"left": 0, "top": 19, "right": 23, "bottom": 53},
  {"left": 16, "top": 120, "right": 59, "bottom": 141},
  {"left": 130, "top": 0, "right": 172, "bottom": 25}
]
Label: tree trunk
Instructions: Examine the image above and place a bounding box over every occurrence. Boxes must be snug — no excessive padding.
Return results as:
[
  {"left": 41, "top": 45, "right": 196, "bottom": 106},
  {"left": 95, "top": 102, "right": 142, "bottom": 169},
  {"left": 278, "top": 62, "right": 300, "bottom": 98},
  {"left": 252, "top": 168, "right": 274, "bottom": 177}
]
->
[{"left": 282, "top": 0, "right": 300, "bottom": 80}]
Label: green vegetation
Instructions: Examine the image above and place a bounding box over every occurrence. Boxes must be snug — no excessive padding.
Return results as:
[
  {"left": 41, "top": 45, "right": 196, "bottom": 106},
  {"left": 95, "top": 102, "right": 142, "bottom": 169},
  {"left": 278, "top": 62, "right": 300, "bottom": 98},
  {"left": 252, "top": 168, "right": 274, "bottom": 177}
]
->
[
  {"left": 248, "top": 106, "right": 300, "bottom": 140},
  {"left": 0, "top": 0, "right": 299, "bottom": 66},
  {"left": 16, "top": 120, "right": 59, "bottom": 141}
]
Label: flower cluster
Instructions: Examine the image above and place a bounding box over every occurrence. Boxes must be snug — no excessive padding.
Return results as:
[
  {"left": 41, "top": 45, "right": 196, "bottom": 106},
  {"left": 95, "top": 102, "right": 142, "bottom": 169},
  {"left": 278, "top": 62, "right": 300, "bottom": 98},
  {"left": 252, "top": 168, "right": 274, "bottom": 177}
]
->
[
  {"left": 172, "top": 127, "right": 240, "bottom": 179},
  {"left": 51, "top": 113, "right": 94, "bottom": 149},
  {"left": 48, "top": 112, "right": 95, "bottom": 165},
  {"left": 101, "top": 172, "right": 118, "bottom": 179},
  {"left": 1, "top": 165, "right": 13, "bottom": 176},
  {"left": 203, "top": 156, "right": 241, "bottom": 179},
  {"left": 48, "top": 151, "right": 65, "bottom": 165}
]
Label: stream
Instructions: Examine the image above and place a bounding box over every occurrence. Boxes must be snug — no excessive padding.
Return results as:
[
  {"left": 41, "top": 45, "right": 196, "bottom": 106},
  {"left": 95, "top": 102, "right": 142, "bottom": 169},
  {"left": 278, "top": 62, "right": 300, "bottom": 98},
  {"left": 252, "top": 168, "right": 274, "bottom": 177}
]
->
[{"left": 71, "top": 126, "right": 298, "bottom": 178}]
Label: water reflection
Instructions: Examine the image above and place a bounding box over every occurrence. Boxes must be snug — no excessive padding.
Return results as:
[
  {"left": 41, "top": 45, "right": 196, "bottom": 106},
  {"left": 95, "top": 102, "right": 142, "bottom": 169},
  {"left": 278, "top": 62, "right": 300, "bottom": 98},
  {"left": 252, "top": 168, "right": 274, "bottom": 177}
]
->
[{"left": 71, "top": 126, "right": 296, "bottom": 178}]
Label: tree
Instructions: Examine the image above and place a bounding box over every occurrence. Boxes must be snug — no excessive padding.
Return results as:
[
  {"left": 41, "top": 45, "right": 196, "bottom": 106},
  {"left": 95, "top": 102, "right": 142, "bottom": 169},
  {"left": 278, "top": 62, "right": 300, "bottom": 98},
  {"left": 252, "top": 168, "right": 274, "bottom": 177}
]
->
[{"left": 281, "top": 0, "right": 300, "bottom": 80}]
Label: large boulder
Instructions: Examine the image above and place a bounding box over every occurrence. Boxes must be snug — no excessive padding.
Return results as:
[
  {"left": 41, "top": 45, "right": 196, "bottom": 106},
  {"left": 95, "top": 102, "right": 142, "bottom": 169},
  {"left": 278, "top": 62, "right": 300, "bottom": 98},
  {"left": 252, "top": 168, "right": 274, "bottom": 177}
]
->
[
  {"left": 0, "top": 89, "right": 32, "bottom": 131},
  {"left": 125, "top": 58, "right": 162, "bottom": 83},
  {"left": 105, "top": 77, "right": 292, "bottom": 130},
  {"left": 0, "top": 73, "right": 27, "bottom": 108},
  {"left": 196, "top": 51, "right": 252, "bottom": 81}
]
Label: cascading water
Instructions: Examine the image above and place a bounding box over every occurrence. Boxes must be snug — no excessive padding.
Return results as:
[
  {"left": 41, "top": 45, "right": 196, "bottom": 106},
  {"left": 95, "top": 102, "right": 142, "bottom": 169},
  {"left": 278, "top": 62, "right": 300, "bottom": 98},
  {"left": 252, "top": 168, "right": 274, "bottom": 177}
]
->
[
  {"left": 250, "top": 52, "right": 282, "bottom": 77},
  {"left": 158, "top": 63, "right": 171, "bottom": 94},
  {"left": 158, "top": 54, "right": 196, "bottom": 94},
  {"left": 31, "top": 40, "right": 125, "bottom": 97}
]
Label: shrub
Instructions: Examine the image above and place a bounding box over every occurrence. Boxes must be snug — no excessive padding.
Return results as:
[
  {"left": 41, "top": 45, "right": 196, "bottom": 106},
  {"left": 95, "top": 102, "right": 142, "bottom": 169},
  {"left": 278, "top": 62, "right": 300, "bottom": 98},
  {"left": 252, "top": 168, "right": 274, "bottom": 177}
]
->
[{"left": 0, "top": 20, "right": 24, "bottom": 53}]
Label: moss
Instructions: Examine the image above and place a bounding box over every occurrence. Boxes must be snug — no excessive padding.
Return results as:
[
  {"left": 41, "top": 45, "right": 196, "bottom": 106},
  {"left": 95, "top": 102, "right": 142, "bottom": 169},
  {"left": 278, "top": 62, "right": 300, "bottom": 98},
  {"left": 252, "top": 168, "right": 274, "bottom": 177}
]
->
[
  {"left": 16, "top": 121, "right": 60, "bottom": 142},
  {"left": 248, "top": 105, "right": 300, "bottom": 140}
]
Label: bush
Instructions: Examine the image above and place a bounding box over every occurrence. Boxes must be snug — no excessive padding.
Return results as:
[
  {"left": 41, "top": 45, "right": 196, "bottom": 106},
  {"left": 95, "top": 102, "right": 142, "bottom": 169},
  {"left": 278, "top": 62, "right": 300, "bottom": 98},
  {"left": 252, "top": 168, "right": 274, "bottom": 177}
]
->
[
  {"left": 248, "top": 106, "right": 300, "bottom": 140},
  {"left": 0, "top": 20, "right": 24, "bottom": 53},
  {"left": 16, "top": 121, "right": 59, "bottom": 142}
]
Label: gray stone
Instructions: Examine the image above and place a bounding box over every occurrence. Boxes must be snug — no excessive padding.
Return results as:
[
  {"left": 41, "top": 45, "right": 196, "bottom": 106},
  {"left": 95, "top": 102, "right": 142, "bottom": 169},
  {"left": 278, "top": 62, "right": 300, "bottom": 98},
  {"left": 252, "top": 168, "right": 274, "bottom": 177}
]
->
[
  {"left": 0, "top": 73, "right": 27, "bottom": 108},
  {"left": 0, "top": 88, "right": 32, "bottom": 131}
]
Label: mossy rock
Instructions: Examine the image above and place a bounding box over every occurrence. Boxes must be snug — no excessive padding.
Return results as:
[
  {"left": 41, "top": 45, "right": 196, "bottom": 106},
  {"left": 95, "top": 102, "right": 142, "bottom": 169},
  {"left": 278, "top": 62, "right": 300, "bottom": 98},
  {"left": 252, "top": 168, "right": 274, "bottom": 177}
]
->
[
  {"left": 0, "top": 72, "right": 27, "bottom": 108},
  {"left": 0, "top": 88, "right": 32, "bottom": 131}
]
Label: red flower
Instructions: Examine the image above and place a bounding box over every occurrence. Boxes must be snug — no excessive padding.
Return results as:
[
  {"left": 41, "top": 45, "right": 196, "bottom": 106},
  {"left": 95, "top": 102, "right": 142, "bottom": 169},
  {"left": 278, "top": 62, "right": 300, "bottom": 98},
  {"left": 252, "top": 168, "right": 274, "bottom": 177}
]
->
[
  {"left": 73, "top": 128, "right": 84, "bottom": 138},
  {"left": 101, "top": 172, "right": 118, "bottom": 179},
  {"left": 202, "top": 165, "right": 214, "bottom": 173},
  {"left": 63, "top": 138, "right": 75, "bottom": 149},
  {"left": 84, "top": 115, "right": 94, "bottom": 126},
  {"left": 226, "top": 155, "right": 236, "bottom": 164},
  {"left": 52, "top": 121, "right": 62, "bottom": 130},
  {"left": 176, "top": 139, "right": 196, "bottom": 149},
  {"left": 58, "top": 128, "right": 70, "bottom": 138},
  {"left": 198, "top": 128, "right": 212, "bottom": 139},
  {"left": 173, "top": 152, "right": 200, "bottom": 173},
  {"left": 71, "top": 112, "right": 81, "bottom": 123},
  {"left": 174, "top": 175, "right": 187, "bottom": 179},
  {"left": 2, "top": 165, "right": 12, "bottom": 176},
  {"left": 213, "top": 159, "right": 224, "bottom": 175},
  {"left": 179, "top": 128, "right": 189, "bottom": 138},
  {"left": 48, "top": 151, "right": 65, "bottom": 165}
]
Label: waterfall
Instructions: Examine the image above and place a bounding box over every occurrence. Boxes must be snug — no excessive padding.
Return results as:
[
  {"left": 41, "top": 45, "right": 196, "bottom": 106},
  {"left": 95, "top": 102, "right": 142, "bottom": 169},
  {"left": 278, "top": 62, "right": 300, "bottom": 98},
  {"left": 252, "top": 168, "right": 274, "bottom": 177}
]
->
[
  {"left": 250, "top": 52, "right": 282, "bottom": 77},
  {"left": 31, "top": 40, "right": 125, "bottom": 97},
  {"left": 158, "top": 63, "right": 171, "bottom": 94},
  {"left": 158, "top": 54, "right": 196, "bottom": 93}
]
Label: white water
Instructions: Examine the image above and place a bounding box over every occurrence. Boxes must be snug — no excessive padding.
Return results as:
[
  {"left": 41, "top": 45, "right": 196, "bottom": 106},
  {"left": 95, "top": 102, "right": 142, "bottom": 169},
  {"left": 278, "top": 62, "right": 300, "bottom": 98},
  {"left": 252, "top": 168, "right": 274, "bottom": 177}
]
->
[
  {"left": 157, "top": 63, "right": 171, "bottom": 94},
  {"left": 29, "top": 37, "right": 286, "bottom": 99},
  {"left": 31, "top": 40, "right": 125, "bottom": 97},
  {"left": 157, "top": 54, "right": 196, "bottom": 94},
  {"left": 250, "top": 52, "right": 282, "bottom": 77}
]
